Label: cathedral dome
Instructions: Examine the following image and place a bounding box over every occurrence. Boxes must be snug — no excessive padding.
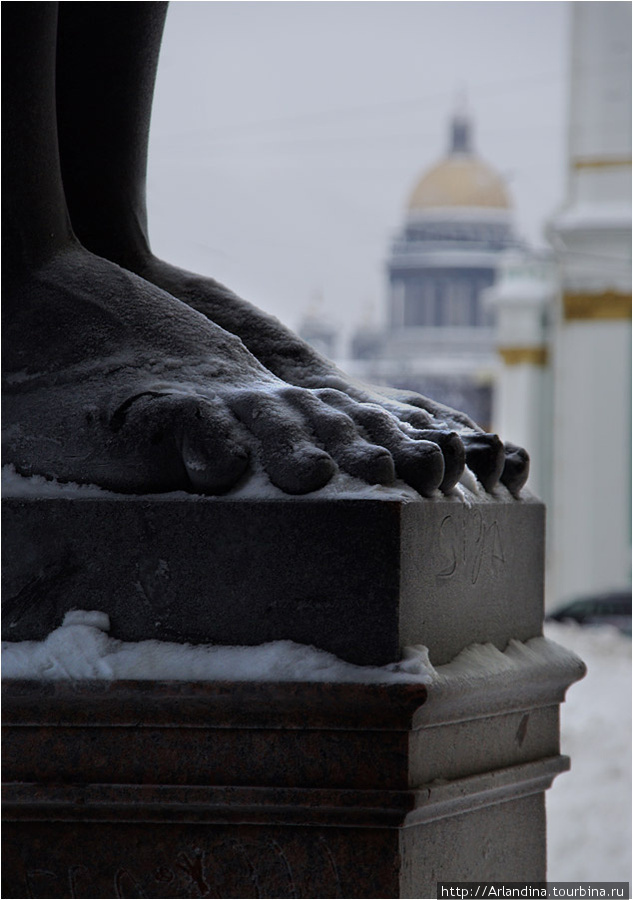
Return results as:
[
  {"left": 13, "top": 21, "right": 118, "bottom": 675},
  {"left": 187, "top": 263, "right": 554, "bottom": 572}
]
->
[
  {"left": 408, "top": 157, "right": 510, "bottom": 211},
  {"left": 407, "top": 114, "right": 510, "bottom": 213}
]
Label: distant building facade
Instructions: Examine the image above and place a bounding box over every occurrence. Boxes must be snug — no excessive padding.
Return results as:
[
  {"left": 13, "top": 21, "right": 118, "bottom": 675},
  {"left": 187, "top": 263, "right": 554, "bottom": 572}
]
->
[{"left": 348, "top": 110, "right": 521, "bottom": 429}]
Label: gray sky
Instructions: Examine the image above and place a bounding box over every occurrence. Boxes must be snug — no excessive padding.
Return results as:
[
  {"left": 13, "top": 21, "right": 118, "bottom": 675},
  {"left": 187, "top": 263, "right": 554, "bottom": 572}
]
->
[{"left": 148, "top": 1, "right": 569, "bottom": 341}]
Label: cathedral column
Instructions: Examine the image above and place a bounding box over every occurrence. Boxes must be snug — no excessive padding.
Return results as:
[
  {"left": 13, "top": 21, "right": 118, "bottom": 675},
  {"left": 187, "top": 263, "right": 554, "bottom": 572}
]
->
[
  {"left": 548, "top": 1, "right": 631, "bottom": 604},
  {"left": 486, "top": 251, "right": 555, "bottom": 505}
]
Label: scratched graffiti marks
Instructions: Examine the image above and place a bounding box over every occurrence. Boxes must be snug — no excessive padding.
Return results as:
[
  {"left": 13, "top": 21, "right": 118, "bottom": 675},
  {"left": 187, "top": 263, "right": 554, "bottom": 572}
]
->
[{"left": 435, "top": 511, "right": 505, "bottom": 585}]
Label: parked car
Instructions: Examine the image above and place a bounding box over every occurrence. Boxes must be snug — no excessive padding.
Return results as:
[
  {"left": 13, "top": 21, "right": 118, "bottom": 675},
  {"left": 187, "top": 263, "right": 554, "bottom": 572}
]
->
[{"left": 546, "top": 591, "right": 632, "bottom": 635}]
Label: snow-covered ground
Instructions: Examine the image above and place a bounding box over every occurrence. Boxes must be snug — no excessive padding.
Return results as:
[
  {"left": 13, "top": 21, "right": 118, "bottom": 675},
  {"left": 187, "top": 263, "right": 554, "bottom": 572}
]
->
[{"left": 545, "top": 621, "right": 632, "bottom": 883}]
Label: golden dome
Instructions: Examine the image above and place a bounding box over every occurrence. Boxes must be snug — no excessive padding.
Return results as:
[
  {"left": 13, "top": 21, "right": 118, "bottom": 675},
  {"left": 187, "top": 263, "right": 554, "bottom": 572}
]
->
[{"left": 408, "top": 156, "right": 510, "bottom": 212}]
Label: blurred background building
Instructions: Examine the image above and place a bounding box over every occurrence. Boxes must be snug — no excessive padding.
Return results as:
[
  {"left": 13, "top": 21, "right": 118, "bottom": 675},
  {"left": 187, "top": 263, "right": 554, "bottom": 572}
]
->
[{"left": 316, "top": 106, "right": 522, "bottom": 431}]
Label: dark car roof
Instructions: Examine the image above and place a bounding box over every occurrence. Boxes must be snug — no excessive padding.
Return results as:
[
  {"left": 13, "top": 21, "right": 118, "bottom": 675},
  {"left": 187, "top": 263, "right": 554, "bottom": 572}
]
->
[{"left": 548, "top": 591, "right": 632, "bottom": 618}]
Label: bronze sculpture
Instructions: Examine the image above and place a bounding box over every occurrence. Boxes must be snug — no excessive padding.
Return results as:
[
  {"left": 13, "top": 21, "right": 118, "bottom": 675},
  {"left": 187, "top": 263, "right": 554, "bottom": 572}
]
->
[{"left": 3, "top": 2, "right": 528, "bottom": 497}]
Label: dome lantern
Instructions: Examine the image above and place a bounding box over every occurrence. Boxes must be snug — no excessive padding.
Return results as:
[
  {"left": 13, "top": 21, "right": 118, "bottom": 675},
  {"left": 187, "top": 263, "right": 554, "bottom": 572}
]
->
[{"left": 450, "top": 113, "right": 472, "bottom": 155}]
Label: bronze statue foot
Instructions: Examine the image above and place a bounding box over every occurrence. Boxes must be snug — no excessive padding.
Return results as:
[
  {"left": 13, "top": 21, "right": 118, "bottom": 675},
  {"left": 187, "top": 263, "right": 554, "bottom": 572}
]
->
[
  {"left": 124, "top": 255, "right": 526, "bottom": 495},
  {"left": 2, "top": 247, "right": 455, "bottom": 497}
]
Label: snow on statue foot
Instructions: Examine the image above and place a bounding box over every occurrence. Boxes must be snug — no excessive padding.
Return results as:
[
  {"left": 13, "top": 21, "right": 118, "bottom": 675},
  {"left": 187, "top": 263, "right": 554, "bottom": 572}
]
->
[
  {"left": 2, "top": 248, "right": 454, "bottom": 496},
  {"left": 127, "top": 257, "right": 526, "bottom": 495}
]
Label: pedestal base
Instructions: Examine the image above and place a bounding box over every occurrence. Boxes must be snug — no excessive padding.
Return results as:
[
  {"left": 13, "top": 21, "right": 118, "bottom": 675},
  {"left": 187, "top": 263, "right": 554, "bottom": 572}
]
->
[{"left": 2, "top": 639, "right": 584, "bottom": 898}]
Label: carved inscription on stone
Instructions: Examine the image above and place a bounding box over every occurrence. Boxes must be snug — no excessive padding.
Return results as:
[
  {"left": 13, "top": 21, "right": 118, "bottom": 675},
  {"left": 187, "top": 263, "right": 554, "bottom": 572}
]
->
[{"left": 435, "top": 511, "right": 504, "bottom": 585}]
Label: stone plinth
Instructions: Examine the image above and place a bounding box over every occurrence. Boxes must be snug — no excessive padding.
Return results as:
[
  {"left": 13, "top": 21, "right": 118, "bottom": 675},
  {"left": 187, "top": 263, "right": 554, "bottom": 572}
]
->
[
  {"left": 2, "top": 639, "right": 584, "bottom": 898},
  {"left": 2, "top": 494, "right": 545, "bottom": 665},
  {"left": 2, "top": 489, "right": 585, "bottom": 897}
]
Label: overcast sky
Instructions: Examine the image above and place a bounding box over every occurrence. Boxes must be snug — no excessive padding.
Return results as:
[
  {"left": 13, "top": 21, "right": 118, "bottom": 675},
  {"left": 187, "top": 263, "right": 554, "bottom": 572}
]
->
[{"left": 147, "top": 1, "right": 570, "bottom": 341}]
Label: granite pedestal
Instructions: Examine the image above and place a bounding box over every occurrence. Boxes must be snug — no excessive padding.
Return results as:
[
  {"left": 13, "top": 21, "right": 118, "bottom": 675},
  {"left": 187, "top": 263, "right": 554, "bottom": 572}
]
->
[
  {"left": 3, "top": 493, "right": 544, "bottom": 664},
  {"left": 2, "top": 491, "right": 584, "bottom": 898}
]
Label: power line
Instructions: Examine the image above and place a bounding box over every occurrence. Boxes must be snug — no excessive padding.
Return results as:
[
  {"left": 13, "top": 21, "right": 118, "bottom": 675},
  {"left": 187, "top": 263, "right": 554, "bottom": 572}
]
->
[
  {"left": 152, "top": 68, "right": 567, "bottom": 146},
  {"left": 152, "top": 113, "right": 566, "bottom": 158}
]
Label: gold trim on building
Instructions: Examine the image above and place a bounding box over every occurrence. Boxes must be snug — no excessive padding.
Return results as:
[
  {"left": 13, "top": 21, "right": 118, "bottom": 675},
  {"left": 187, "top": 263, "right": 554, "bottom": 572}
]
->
[
  {"left": 563, "top": 291, "right": 632, "bottom": 321},
  {"left": 572, "top": 156, "right": 632, "bottom": 170},
  {"left": 498, "top": 346, "right": 549, "bottom": 366}
]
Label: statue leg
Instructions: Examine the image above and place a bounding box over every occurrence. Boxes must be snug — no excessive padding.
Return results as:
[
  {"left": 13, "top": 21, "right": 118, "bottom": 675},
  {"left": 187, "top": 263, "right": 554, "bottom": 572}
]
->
[
  {"left": 2, "top": 2, "right": 72, "bottom": 281},
  {"left": 6, "top": 4, "right": 450, "bottom": 496}
]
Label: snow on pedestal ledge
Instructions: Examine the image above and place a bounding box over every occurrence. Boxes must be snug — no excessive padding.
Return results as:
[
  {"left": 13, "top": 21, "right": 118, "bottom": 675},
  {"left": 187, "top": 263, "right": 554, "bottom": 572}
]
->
[
  {"left": 2, "top": 609, "right": 585, "bottom": 690},
  {"left": 1, "top": 609, "right": 434, "bottom": 684}
]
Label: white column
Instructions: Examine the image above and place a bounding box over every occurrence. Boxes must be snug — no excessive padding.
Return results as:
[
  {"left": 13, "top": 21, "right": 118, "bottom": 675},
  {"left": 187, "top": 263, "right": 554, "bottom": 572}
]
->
[
  {"left": 486, "top": 252, "right": 556, "bottom": 505},
  {"left": 547, "top": 1, "right": 632, "bottom": 606}
]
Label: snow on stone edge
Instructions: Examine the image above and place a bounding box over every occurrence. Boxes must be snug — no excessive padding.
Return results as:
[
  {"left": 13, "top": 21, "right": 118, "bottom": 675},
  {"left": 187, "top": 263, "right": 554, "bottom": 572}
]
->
[
  {"left": 2, "top": 462, "right": 510, "bottom": 505},
  {"left": 1, "top": 610, "right": 433, "bottom": 684}
]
